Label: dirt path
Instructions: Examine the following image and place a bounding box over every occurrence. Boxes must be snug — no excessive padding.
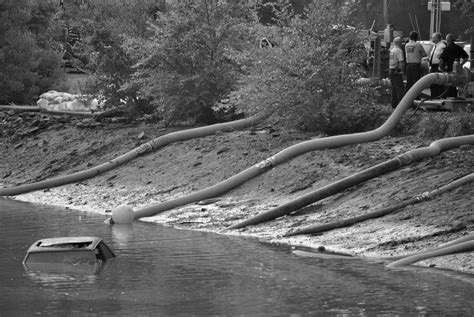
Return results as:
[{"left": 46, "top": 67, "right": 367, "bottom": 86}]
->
[{"left": 1, "top": 111, "right": 473, "bottom": 274}]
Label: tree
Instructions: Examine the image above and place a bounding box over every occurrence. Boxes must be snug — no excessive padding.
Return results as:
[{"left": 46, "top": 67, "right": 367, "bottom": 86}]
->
[
  {"left": 126, "top": 1, "right": 255, "bottom": 124},
  {"left": 228, "top": 0, "right": 383, "bottom": 134},
  {"left": 0, "top": 1, "right": 64, "bottom": 104},
  {"left": 59, "top": 1, "right": 162, "bottom": 114}
]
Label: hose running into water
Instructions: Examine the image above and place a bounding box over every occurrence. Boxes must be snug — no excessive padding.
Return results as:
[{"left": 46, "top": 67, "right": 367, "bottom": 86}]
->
[
  {"left": 387, "top": 234, "right": 474, "bottom": 268},
  {"left": 291, "top": 234, "right": 474, "bottom": 268}
]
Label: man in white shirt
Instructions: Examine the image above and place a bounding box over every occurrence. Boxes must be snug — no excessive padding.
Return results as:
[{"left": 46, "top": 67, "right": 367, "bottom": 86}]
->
[
  {"left": 389, "top": 37, "right": 405, "bottom": 108},
  {"left": 428, "top": 32, "right": 446, "bottom": 98}
]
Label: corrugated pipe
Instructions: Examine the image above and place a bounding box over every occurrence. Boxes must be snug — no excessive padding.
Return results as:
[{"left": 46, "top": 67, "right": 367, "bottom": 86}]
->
[
  {"left": 124, "top": 72, "right": 457, "bottom": 223},
  {"left": 227, "top": 135, "right": 474, "bottom": 230},
  {"left": 283, "top": 173, "right": 474, "bottom": 237},
  {"left": 0, "top": 113, "right": 267, "bottom": 196}
]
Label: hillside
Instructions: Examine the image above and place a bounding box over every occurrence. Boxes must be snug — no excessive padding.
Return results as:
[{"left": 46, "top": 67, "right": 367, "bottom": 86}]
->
[{"left": 1, "top": 110, "right": 473, "bottom": 274}]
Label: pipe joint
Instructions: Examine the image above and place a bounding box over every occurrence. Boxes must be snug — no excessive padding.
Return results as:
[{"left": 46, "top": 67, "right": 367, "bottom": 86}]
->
[
  {"left": 435, "top": 72, "right": 455, "bottom": 86},
  {"left": 136, "top": 143, "right": 153, "bottom": 155},
  {"left": 395, "top": 154, "right": 412, "bottom": 166},
  {"left": 254, "top": 156, "right": 276, "bottom": 170},
  {"left": 414, "top": 191, "right": 433, "bottom": 202}
]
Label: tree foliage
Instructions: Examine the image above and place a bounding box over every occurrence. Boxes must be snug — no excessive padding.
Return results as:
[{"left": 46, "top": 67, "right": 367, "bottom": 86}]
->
[
  {"left": 124, "top": 1, "right": 255, "bottom": 124},
  {"left": 228, "top": 0, "right": 383, "bottom": 134},
  {"left": 58, "top": 1, "right": 161, "bottom": 114},
  {"left": 0, "top": 1, "right": 64, "bottom": 104}
]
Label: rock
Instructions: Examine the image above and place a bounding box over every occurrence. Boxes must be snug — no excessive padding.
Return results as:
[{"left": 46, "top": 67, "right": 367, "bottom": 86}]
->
[
  {"left": 2, "top": 171, "right": 12, "bottom": 178},
  {"left": 216, "top": 147, "right": 229, "bottom": 154}
]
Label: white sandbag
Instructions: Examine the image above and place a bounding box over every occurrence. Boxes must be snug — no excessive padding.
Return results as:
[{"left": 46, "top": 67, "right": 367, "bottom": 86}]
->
[
  {"left": 89, "top": 98, "right": 100, "bottom": 110},
  {"left": 69, "top": 99, "right": 87, "bottom": 111},
  {"left": 37, "top": 98, "right": 49, "bottom": 109},
  {"left": 37, "top": 90, "right": 102, "bottom": 112},
  {"left": 52, "top": 96, "right": 64, "bottom": 104},
  {"left": 39, "top": 90, "right": 58, "bottom": 100},
  {"left": 60, "top": 92, "right": 76, "bottom": 101}
]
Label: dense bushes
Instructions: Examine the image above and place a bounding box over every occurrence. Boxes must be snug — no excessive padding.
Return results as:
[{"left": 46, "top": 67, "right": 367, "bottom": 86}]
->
[
  {"left": 0, "top": 1, "right": 64, "bottom": 105},
  {"left": 62, "top": 1, "right": 164, "bottom": 116},
  {"left": 227, "top": 0, "right": 383, "bottom": 134},
  {"left": 76, "top": 0, "right": 384, "bottom": 132},
  {"left": 123, "top": 2, "right": 254, "bottom": 124},
  {"left": 0, "top": 1, "right": 397, "bottom": 135}
]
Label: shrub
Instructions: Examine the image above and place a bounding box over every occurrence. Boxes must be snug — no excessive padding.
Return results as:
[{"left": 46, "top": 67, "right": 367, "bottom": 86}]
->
[
  {"left": 228, "top": 0, "right": 384, "bottom": 134},
  {"left": 126, "top": 1, "right": 255, "bottom": 125},
  {"left": 417, "top": 112, "right": 474, "bottom": 138},
  {"left": 60, "top": 1, "right": 162, "bottom": 116},
  {"left": 0, "top": 2, "right": 64, "bottom": 104}
]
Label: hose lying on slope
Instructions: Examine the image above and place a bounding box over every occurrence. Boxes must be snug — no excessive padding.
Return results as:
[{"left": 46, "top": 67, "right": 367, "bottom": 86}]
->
[
  {"left": 128, "top": 73, "right": 457, "bottom": 222},
  {"left": 227, "top": 135, "right": 474, "bottom": 230},
  {"left": 291, "top": 234, "right": 474, "bottom": 269},
  {"left": 387, "top": 234, "right": 474, "bottom": 268},
  {"left": 283, "top": 173, "right": 474, "bottom": 237},
  {"left": 0, "top": 113, "right": 267, "bottom": 196}
]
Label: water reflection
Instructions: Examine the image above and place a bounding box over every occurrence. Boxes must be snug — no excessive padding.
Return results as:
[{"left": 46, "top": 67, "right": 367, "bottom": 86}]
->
[
  {"left": 111, "top": 224, "right": 135, "bottom": 248},
  {"left": 25, "top": 270, "right": 98, "bottom": 286},
  {"left": 1, "top": 198, "right": 473, "bottom": 316}
]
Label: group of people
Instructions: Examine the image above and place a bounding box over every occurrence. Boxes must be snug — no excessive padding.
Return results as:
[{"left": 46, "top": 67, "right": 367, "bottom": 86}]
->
[{"left": 389, "top": 31, "right": 469, "bottom": 108}]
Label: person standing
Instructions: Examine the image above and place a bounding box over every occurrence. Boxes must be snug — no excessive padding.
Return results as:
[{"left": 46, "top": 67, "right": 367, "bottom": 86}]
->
[
  {"left": 428, "top": 32, "right": 446, "bottom": 98},
  {"left": 404, "top": 31, "right": 427, "bottom": 92},
  {"left": 439, "top": 33, "right": 469, "bottom": 98},
  {"left": 389, "top": 37, "right": 406, "bottom": 108}
]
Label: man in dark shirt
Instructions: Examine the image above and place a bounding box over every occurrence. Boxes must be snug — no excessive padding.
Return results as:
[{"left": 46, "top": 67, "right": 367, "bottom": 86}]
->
[{"left": 439, "top": 34, "right": 469, "bottom": 98}]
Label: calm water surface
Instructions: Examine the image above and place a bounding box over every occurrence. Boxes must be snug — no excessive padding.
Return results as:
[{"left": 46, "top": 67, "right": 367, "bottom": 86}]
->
[{"left": 0, "top": 198, "right": 473, "bottom": 316}]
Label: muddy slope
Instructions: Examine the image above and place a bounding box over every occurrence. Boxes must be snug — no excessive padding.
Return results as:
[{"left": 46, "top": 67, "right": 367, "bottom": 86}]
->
[{"left": 1, "top": 111, "right": 473, "bottom": 274}]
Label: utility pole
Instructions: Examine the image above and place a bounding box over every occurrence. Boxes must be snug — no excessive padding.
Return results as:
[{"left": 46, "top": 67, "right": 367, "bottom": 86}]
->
[
  {"left": 428, "top": 1, "right": 451, "bottom": 36},
  {"left": 429, "top": 0, "right": 441, "bottom": 35}
]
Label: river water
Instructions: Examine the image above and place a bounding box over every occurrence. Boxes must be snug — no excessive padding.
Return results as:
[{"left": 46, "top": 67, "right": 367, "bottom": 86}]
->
[{"left": 0, "top": 198, "right": 473, "bottom": 316}]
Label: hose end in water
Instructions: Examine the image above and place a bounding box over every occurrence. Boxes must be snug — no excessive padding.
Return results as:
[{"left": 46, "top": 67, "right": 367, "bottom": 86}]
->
[{"left": 112, "top": 204, "right": 134, "bottom": 224}]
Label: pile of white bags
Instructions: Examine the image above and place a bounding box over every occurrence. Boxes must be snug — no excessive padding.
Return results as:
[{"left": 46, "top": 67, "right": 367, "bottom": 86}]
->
[{"left": 37, "top": 91, "right": 100, "bottom": 112}]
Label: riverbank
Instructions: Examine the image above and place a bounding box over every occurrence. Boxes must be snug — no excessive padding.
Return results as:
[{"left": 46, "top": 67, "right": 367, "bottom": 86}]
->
[{"left": 1, "top": 110, "right": 473, "bottom": 274}]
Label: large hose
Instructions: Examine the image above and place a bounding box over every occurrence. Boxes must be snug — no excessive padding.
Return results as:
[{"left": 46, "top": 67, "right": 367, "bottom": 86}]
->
[
  {"left": 282, "top": 173, "right": 474, "bottom": 237},
  {"left": 387, "top": 234, "right": 474, "bottom": 268},
  {"left": 227, "top": 135, "right": 474, "bottom": 229},
  {"left": 291, "top": 234, "right": 474, "bottom": 269},
  {"left": 0, "top": 113, "right": 267, "bottom": 196},
  {"left": 130, "top": 72, "right": 456, "bottom": 221}
]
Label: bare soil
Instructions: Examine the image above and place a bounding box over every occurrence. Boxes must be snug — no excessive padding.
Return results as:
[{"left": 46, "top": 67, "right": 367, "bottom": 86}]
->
[{"left": 1, "top": 110, "right": 473, "bottom": 275}]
